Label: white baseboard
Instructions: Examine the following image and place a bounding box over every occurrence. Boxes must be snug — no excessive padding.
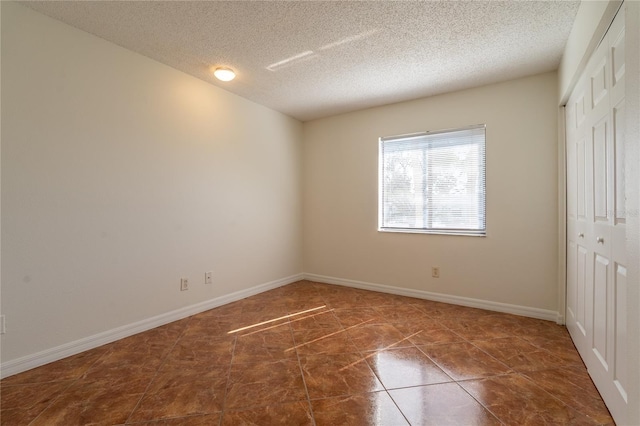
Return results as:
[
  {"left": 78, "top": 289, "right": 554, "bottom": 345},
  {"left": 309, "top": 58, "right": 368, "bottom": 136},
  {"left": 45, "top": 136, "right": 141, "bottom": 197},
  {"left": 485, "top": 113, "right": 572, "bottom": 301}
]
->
[
  {"left": 304, "top": 273, "right": 561, "bottom": 323},
  {"left": 0, "top": 273, "right": 304, "bottom": 379},
  {"left": 1, "top": 271, "right": 562, "bottom": 379}
]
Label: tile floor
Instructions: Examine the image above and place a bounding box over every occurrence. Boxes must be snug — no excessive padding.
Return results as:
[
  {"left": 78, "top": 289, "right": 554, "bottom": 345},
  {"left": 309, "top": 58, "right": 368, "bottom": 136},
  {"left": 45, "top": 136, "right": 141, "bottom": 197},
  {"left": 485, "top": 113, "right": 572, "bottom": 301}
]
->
[{"left": 1, "top": 281, "right": 614, "bottom": 425}]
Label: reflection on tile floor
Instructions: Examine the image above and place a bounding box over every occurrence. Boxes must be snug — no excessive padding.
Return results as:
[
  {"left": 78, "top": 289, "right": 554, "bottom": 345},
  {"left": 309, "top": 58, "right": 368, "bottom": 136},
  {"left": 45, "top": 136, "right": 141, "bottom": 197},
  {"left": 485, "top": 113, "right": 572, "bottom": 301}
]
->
[{"left": 0, "top": 281, "right": 614, "bottom": 425}]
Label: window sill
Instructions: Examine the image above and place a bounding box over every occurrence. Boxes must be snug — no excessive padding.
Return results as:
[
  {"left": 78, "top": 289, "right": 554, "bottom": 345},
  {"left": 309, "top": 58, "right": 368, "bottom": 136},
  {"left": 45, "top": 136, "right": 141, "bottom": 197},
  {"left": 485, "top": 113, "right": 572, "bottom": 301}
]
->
[{"left": 378, "top": 228, "right": 486, "bottom": 237}]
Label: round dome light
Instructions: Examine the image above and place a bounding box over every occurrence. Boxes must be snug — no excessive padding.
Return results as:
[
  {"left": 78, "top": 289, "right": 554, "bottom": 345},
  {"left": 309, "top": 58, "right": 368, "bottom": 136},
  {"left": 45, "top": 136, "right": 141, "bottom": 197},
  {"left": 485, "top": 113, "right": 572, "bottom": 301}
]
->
[{"left": 213, "top": 67, "right": 236, "bottom": 82}]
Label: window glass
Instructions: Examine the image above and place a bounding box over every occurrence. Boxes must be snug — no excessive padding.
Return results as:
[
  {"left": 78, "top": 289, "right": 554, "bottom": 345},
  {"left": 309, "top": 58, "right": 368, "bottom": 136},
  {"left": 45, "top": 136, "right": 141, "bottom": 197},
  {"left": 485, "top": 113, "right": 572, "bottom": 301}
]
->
[{"left": 379, "top": 125, "right": 486, "bottom": 236}]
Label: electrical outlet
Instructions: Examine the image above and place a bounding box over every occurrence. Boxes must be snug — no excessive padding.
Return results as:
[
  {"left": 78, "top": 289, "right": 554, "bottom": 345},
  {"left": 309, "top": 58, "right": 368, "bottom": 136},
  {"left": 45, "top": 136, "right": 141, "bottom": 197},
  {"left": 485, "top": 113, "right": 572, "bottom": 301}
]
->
[
  {"left": 180, "top": 278, "right": 189, "bottom": 291},
  {"left": 205, "top": 271, "right": 213, "bottom": 284},
  {"left": 432, "top": 267, "right": 440, "bottom": 278},
  {"left": 0, "top": 315, "right": 5, "bottom": 334}
]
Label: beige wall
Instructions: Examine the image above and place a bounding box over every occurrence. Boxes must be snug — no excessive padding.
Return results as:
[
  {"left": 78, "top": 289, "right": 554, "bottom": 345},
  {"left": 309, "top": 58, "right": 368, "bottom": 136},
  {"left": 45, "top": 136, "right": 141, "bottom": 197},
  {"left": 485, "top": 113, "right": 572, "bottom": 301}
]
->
[
  {"left": 303, "top": 72, "right": 559, "bottom": 311},
  {"left": 1, "top": 2, "right": 303, "bottom": 362}
]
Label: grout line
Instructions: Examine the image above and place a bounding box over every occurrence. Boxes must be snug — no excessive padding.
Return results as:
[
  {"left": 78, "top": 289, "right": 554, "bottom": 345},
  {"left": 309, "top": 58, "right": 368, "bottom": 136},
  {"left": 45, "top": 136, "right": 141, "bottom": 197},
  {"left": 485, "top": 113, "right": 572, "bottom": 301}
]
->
[
  {"left": 26, "top": 378, "right": 78, "bottom": 425},
  {"left": 515, "top": 370, "right": 613, "bottom": 421},
  {"left": 348, "top": 307, "right": 417, "bottom": 425},
  {"left": 122, "top": 317, "right": 192, "bottom": 425},
  {"left": 455, "top": 381, "right": 507, "bottom": 426},
  {"left": 289, "top": 313, "right": 317, "bottom": 426},
  {"left": 27, "top": 342, "right": 115, "bottom": 425},
  {"left": 218, "top": 328, "right": 238, "bottom": 424}
]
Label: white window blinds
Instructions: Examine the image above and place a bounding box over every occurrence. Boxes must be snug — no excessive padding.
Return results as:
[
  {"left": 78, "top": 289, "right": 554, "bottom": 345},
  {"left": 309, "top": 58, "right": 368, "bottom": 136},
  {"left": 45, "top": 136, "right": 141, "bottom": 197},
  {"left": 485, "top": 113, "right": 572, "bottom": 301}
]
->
[{"left": 378, "top": 125, "right": 486, "bottom": 236}]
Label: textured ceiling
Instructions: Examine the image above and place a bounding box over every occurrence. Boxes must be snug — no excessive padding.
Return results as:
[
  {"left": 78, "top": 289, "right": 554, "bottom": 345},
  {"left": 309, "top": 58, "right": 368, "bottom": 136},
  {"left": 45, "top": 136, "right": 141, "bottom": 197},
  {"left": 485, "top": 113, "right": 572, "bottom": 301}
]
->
[{"left": 23, "top": 1, "right": 580, "bottom": 122}]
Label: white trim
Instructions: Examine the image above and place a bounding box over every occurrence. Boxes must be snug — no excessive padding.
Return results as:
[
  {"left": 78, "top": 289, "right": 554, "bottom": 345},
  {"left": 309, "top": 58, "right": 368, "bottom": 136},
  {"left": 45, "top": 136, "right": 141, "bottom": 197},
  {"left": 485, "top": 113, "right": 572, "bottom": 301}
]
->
[
  {"left": 0, "top": 273, "right": 303, "bottom": 379},
  {"left": 304, "top": 273, "right": 561, "bottom": 323},
  {"left": 557, "top": 104, "right": 568, "bottom": 327}
]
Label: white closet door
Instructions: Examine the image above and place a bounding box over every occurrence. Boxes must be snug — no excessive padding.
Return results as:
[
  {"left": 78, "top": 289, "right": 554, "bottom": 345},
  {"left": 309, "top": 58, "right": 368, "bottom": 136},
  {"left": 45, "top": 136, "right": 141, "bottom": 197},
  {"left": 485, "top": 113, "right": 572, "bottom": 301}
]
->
[{"left": 565, "top": 6, "right": 627, "bottom": 424}]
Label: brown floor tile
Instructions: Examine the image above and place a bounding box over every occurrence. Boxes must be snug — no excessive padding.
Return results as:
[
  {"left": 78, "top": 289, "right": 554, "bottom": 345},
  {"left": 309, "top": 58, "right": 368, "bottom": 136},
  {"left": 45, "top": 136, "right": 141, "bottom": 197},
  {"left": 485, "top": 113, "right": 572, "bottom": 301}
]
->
[
  {"left": 240, "top": 303, "right": 291, "bottom": 324},
  {"left": 419, "top": 342, "right": 512, "bottom": 380},
  {"left": 409, "top": 328, "right": 465, "bottom": 346},
  {"left": 286, "top": 296, "right": 329, "bottom": 314},
  {"left": 1, "top": 348, "right": 107, "bottom": 386},
  {"left": 233, "top": 326, "right": 297, "bottom": 363},
  {"left": 224, "top": 359, "right": 306, "bottom": 410},
  {"left": 354, "top": 291, "right": 408, "bottom": 307},
  {"left": 389, "top": 382, "right": 501, "bottom": 425},
  {"left": 94, "top": 344, "right": 164, "bottom": 373},
  {"left": 182, "top": 315, "right": 236, "bottom": 338},
  {"left": 320, "top": 287, "right": 398, "bottom": 309},
  {"left": 127, "top": 365, "right": 228, "bottom": 422},
  {"left": 95, "top": 325, "right": 183, "bottom": 373},
  {"left": 300, "top": 352, "right": 384, "bottom": 399},
  {"left": 288, "top": 308, "right": 342, "bottom": 331},
  {"left": 439, "top": 317, "right": 514, "bottom": 341},
  {"left": 332, "top": 307, "right": 386, "bottom": 328},
  {"left": 390, "top": 317, "right": 443, "bottom": 333},
  {"left": 374, "top": 304, "right": 431, "bottom": 323},
  {"left": 515, "top": 317, "right": 573, "bottom": 339},
  {"left": 281, "top": 281, "right": 322, "bottom": 296},
  {"left": 443, "top": 305, "right": 497, "bottom": 321},
  {"left": 522, "top": 366, "right": 614, "bottom": 424},
  {"left": 126, "top": 413, "right": 222, "bottom": 425},
  {"left": 0, "top": 281, "right": 611, "bottom": 426},
  {"left": 311, "top": 282, "right": 341, "bottom": 293},
  {"left": 393, "top": 320, "right": 465, "bottom": 346},
  {"left": 522, "top": 333, "right": 585, "bottom": 366},
  {"left": 81, "top": 342, "right": 167, "bottom": 393},
  {"left": 220, "top": 308, "right": 290, "bottom": 333},
  {"left": 473, "top": 336, "right": 570, "bottom": 372},
  {"left": 165, "top": 334, "right": 235, "bottom": 367},
  {"left": 411, "top": 299, "right": 469, "bottom": 319},
  {"left": 292, "top": 327, "right": 359, "bottom": 355},
  {"left": 474, "top": 311, "right": 526, "bottom": 325},
  {"left": 0, "top": 381, "right": 73, "bottom": 426},
  {"left": 30, "top": 381, "right": 144, "bottom": 425},
  {"left": 320, "top": 295, "right": 365, "bottom": 309},
  {"left": 311, "top": 391, "right": 409, "bottom": 425},
  {"left": 79, "top": 363, "right": 159, "bottom": 394},
  {"left": 221, "top": 401, "right": 313, "bottom": 425},
  {"left": 365, "top": 347, "right": 452, "bottom": 389},
  {"left": 347, "top": 323, "right": 412, "bottom": 352},
  {"left": 460, "top": 373, "right": 603, "bottom": 425}
]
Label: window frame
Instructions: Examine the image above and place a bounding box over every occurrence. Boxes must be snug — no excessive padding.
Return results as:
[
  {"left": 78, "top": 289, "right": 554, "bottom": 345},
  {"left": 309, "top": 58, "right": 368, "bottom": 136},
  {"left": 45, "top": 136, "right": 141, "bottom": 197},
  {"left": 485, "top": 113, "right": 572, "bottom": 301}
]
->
[{"left": 378, "top": 124, "right": 486, "bottom": 237}]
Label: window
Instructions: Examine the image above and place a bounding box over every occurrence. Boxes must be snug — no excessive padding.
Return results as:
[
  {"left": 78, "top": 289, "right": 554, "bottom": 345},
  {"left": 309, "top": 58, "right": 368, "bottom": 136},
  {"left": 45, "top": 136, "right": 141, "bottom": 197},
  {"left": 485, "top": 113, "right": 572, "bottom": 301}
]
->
[{"left": 378, "top": 124, "right": 486, "bottom": 236}]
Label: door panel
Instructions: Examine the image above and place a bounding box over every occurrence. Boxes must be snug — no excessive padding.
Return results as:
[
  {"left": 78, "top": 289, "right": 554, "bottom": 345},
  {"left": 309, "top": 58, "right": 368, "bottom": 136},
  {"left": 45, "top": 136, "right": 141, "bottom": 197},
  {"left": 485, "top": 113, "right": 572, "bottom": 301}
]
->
[
  {"left": 613, "top": 100, "right": 626, "bottom": 224},
  {"left": 565, "top": 5, "right": 627, "bottom": 424},
  {"left": 592, "top": 117, "right": 609, "bottom": 222},
  {"left": 614, "top": 264, "right": 628, "bottom": 402},
  {"left": 611, "top": 29, "right": 625, "bottom": 87},
  {"left": 592, "top": 253, "right": 610, "bottom": 370},
  {"left": 567, "top": 240, "right": 577, "bottom": 321},
  {"left": 577, "top": 137, "right": 587, "bottom": 219},
  {"left": 576, "top": 245, "right": 588, "bottom": 337},
  {"left": 590, "top": 57, "right": 608, "bottom": 109}
]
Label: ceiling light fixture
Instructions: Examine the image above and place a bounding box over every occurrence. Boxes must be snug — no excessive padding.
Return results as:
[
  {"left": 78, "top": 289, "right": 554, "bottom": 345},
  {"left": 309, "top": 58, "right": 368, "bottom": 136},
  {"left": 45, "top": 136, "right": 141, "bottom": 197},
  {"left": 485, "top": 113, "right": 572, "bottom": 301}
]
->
[{"left": 213, "top": 67, "right": 236, "bottom": 82}]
